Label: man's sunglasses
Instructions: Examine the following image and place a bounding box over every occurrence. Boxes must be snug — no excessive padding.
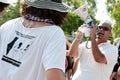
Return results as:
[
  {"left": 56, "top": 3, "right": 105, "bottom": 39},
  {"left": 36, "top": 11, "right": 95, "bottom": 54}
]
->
[{"left": 97, "top": 26, "right": 111, "bottom": 31}]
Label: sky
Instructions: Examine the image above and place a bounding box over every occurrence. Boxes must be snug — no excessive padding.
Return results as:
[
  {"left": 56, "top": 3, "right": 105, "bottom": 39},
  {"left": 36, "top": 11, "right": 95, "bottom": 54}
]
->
[{"left": 95, "top": 0, "right": 113, "bottom": 24}]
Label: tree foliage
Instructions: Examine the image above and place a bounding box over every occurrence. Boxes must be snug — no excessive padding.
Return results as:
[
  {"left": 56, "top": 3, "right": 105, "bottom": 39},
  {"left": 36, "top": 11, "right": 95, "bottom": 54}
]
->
[
  {"left": 62, "top": 0, "right": 99, "bottom": 35},
  {"left": 63, "top": 0, "right": 84, "bottom": 9},
  {"left": 106, "top": 0, "right": 120, "bottom": 38},
  {"left": 0, "top": 2, "right": 20, "bottom": 25},
  {"left": 62, "top": 12, "right": 84, "bottom": 35}
]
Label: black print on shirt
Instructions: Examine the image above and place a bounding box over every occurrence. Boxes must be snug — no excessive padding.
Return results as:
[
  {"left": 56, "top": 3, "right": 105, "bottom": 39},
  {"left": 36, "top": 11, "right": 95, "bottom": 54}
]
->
[
  {"left": 2, "top": 55, "right": 21, "bottom": 67},
  {"left": 17, "top": 42, "right": 22, "bottom": 49},
  {"left": 2, "top": 31, "right": 35, "bottom": 67},
  {"left": 24, "top": 44, "right": 30, "bottom": 51},
  {"left": 6, "top": 37, "right": 18, "bottom": 55}
]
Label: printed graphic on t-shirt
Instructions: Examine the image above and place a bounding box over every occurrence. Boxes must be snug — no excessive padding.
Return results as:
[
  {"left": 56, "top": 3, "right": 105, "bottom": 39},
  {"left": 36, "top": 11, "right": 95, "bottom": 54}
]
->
[{"left": 1, "top": 31, "right": 35, "bottom": 67}]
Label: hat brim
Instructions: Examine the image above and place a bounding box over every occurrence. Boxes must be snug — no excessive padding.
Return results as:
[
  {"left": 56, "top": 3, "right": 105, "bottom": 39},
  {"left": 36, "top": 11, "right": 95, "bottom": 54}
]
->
[
  {"left": 24, "top": 0, "right": 71, "bottom": 12},
  {"left": 0, "top": 1, "right": 10, "bottom": 4}
]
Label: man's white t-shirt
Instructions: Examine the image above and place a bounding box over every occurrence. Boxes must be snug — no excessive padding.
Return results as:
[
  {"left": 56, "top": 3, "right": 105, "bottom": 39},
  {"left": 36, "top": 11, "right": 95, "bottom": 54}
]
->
[
  {"left": 0, "top": 18, "right": 66, "bottom": 80},
  {"left": 72, "top": 41, "right": 118, "bottom": 80}
]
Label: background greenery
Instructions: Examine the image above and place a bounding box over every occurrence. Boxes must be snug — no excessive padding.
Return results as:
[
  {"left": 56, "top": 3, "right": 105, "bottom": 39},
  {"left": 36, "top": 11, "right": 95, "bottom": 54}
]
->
[
  {"left": 0, "top": 2, "right": 20, "bottom": 25},
  {"left": 0, "top": 0, "right": 120, "bottom": 42}
]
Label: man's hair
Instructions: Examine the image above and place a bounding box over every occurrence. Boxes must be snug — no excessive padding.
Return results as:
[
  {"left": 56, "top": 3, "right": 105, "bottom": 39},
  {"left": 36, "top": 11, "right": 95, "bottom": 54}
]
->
[
  {"left": 0, "top": 2, "right": 9, "bottom": 12},
  {"left": 20, "top": 1, "right": 68, "bottom": 26}
]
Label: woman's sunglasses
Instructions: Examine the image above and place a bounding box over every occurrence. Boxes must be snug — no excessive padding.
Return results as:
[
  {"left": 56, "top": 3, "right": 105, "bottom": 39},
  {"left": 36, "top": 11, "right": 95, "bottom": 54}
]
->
[{"left": 97, "top": 26, "right": 111, "bottom": 31}]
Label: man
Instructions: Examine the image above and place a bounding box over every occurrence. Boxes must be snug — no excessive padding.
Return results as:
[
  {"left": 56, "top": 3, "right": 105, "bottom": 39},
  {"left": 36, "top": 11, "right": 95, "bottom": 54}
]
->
[
  {"left": 69, "top": 22, "right": 118, "bottom": 80},
  {"left": 0, "top": 0, "right": 10, "bottom": 16},
  {"left": 0, "top": 0, "right": 71, "bottom": 80},
  {"left": 110, "top": 38, "right": 120, "bottom": 80}
]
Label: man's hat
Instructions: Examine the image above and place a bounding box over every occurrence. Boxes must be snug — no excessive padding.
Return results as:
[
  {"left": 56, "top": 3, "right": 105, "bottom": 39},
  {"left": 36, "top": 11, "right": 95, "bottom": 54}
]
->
[{"left": 24, "top": 0, "right": 71, "bottom": 12}]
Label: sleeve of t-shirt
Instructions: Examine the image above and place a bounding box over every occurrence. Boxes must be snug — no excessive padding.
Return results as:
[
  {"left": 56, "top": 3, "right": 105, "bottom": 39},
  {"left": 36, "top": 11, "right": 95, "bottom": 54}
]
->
[
  {"left": 0, "top": 27, "right": 1, "bottom": 48},
  {"left": 0, "top": 23, "right": 9, "bottom": 49},
  {"left": 0, "top": 26, "right": 4, "bottom": 51},
  {"left": 42, "top": 28, "right": 66, "bottom": 73},
  {"left": 103, "top": 45, "right": 118, "bottom": 64}
]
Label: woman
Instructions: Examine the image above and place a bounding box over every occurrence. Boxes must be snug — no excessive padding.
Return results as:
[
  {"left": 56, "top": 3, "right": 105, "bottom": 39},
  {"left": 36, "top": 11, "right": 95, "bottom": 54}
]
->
[
  {"left": 110, "top": 38, "right": 120, "bottom": 80},
  {"left": 0, "top": 0, "right": 71, "bottom": 80}
]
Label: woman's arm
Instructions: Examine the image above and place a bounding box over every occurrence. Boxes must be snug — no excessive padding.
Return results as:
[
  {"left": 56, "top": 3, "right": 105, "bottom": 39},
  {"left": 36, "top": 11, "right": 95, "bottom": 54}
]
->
[{"left": 46, "top": 69, "right": 66, "bottom": 80}]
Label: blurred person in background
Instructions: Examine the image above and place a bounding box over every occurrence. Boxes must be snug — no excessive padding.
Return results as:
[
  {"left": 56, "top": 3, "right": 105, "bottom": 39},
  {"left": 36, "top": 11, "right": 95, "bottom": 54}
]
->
[
  {"left": 65, "top": 39, "right": 74, "bottom": 80},
  {"left": 110, "top": 38, "right": 120, "bottom": 80}
]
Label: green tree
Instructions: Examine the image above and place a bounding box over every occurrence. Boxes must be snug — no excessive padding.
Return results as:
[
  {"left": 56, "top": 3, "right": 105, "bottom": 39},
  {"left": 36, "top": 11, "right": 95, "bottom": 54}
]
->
[
  {"left": 63, "top": 0, "right": 84, "bottom": 9},
  {"left": 0, "top": 2, "right": 20, "bottom": 25},
  {"left": 106, "top": 0, "right": 120, "bottom": 38},
  {"left": 62, "top": 0, "right": 99, "bottom": 35},
  {"left": 62, "top": 12, "right": 84, "bottom": 35}
]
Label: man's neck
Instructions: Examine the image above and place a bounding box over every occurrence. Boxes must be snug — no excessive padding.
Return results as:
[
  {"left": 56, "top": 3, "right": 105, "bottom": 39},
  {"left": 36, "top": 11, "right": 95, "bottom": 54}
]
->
[{"left": 23, "top": 19, "right": 53, "bottom": 28}]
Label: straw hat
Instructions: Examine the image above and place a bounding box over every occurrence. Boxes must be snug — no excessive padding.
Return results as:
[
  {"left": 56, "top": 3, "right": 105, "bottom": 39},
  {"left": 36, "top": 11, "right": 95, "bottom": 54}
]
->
[{"left": 24, "top": 0, "right": 71, "bottom": 12}]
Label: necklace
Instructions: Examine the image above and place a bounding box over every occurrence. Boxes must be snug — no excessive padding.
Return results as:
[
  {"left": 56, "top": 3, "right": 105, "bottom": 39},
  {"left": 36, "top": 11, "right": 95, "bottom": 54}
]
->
[{"left": 24, "top": 14, "right": 55, "bottom": 25}]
